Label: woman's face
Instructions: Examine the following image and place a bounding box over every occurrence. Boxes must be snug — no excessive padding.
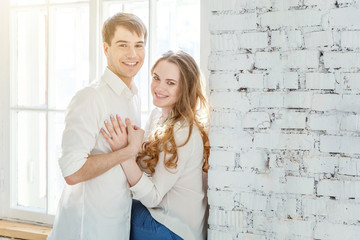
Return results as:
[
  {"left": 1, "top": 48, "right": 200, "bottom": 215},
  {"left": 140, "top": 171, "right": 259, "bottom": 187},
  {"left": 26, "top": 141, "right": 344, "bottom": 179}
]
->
[{"left": 151, "top": 60, "right": 181, "bottom": 115}]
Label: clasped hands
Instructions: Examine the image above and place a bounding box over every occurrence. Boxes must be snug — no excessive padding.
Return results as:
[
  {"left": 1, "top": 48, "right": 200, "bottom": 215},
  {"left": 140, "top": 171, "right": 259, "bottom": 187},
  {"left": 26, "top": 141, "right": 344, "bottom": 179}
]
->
[{"left": 100, "top": 114, "right": 144, "bottom": 155}]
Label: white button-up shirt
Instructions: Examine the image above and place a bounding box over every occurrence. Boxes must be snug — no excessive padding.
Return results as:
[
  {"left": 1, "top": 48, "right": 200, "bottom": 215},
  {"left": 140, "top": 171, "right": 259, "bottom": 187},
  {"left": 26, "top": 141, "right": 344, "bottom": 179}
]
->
[
  {"left": 130, "top": 108, "right": 207, "bottom": 240},
  {"left": 48, "top": 68, "right": 141, "bottom": 240}
]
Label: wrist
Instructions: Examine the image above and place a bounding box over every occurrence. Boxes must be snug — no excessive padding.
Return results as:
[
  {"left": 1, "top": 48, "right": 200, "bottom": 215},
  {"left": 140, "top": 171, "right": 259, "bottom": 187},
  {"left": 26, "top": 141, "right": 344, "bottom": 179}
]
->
[
  {"left": 120, "top": 157, "right": 135, "bottom": 166},
  {"left": 127, "top": 143, "right": 139, "bottom": 157}
]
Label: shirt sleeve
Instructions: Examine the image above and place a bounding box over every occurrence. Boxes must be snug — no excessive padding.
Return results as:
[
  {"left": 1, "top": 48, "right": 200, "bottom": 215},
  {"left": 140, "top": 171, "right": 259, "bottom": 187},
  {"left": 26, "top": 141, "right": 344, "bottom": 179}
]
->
[
  {"left": 130, "top": 124, "right": 196, "bottom": 208},
  {"left": 59, "top": 87, "right": 104, "bottom": 177}
]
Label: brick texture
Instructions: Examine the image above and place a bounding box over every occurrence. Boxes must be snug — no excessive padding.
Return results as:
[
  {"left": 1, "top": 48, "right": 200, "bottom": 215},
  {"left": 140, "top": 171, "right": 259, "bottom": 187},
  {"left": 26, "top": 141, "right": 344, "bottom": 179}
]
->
[{"left": 207, "top": 0, "right": 360, "bottom": 239}]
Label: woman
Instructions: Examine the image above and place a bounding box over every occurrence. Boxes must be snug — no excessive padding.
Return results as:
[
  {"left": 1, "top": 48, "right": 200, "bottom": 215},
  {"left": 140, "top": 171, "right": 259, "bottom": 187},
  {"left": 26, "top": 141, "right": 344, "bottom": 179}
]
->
[{"left": 101, "top": 50, "right": 210, "bottom": 240}]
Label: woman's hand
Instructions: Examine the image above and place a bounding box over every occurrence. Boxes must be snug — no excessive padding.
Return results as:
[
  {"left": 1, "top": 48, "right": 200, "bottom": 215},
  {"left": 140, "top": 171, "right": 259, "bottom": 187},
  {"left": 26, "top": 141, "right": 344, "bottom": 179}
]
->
[{"left": 100, "top": 114, "right": 128, "bottom": 151}]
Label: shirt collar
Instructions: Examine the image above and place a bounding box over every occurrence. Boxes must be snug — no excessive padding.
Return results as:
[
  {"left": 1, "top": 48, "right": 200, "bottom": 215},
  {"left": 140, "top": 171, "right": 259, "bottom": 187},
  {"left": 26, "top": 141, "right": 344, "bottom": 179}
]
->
[{"left": 102, "top": 67, "right": 138, "bottom": 96}]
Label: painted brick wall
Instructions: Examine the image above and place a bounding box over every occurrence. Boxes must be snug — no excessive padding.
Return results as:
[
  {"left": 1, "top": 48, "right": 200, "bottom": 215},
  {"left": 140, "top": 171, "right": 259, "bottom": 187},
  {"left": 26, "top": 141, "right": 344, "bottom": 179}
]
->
[{"left": 207, "top": 0, "right": 360, "bottom": 239}]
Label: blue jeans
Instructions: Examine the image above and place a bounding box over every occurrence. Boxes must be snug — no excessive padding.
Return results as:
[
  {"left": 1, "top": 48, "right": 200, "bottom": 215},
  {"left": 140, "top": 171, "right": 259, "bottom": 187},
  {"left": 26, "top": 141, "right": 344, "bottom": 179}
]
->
[{"left": 130, "top": 199, "right": 183, "bottom": 240}]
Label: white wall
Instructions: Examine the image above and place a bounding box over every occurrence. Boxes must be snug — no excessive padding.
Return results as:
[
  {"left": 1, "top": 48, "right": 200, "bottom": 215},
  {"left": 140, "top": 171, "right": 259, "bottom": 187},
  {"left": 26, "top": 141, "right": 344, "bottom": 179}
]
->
[{"left": 207, "top": 0, "right": 360, "bottom": 239}]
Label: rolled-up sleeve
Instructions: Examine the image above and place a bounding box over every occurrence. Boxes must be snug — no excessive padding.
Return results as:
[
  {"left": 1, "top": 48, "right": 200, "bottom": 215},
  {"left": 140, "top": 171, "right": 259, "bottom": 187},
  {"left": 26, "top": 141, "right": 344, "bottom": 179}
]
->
[{"left": 59, "top": 87, "right": 103, "bottom": 177}]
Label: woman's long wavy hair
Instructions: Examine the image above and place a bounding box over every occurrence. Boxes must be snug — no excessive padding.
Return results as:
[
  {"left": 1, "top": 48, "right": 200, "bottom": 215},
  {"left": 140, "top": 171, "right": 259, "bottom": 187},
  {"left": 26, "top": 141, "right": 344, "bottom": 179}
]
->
[{"left": 136, "top": 50, "right": 210, "bottom": 173}]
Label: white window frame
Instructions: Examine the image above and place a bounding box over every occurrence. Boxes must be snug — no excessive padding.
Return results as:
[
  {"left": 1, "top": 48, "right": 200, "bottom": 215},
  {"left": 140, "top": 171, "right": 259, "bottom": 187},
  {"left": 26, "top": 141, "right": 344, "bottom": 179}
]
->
[{"left": 0, "top": 0, "right": 209, "bottom": 226}]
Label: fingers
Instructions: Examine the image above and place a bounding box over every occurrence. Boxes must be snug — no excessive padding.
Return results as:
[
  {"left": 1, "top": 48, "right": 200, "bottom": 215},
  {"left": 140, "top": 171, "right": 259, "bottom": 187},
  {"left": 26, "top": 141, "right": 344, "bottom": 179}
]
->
[
  {"left": 125, "top": 118, "right": 133, "bottom": 131},
  {"left": 100, "top": 128, "right": 112, "bottom": 142},
  {"left": 125, "top": 118, "right": 140, "bottom": 130},
  {"left": 104, "top": 119, "right": 117, "bottom": 138},
  {"left": 117, "top": 114, "right": 126, "bottom": 134},
  {"left": 110, "top": 114, "right": 121, "bottom": 135},
  {"left": 125, "top": 118, "right": 132, "bottom": 127}
]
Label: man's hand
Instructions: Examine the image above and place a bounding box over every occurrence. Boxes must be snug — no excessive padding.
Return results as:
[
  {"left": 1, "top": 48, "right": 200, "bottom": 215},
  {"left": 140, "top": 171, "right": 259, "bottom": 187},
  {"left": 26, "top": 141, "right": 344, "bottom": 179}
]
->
[{"left": 125, "top": 118, "right": 144, "bottom": 155}]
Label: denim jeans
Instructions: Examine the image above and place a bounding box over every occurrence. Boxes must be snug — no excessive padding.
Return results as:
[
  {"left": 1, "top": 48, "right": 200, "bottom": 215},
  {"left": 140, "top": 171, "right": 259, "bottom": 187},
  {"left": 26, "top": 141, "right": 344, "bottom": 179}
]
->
[{"left": 130, "top": 199, "right": 183, "bottom": 240}]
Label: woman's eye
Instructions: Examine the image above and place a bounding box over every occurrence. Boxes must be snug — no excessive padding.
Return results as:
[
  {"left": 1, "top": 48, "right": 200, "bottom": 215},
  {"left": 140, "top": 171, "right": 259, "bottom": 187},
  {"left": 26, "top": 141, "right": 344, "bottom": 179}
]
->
[
  {"left": 167, "top": 81, "right": 175, "bottom": 85},
  {"left": 153, "top": 76, "right": 160, "bottom": 81}
]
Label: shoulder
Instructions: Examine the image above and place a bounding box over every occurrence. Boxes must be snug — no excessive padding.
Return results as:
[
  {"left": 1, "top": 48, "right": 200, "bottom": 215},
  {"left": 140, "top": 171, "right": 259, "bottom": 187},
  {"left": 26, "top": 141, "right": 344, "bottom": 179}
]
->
[
  {"left": 173, "top": 122, "right": 201, "bottom": 147},
  {"left": 72, "top": 85, "right": 101, "bottom": 101},
  {"left": 149, "top": 108, "right": 162, "bottom": 122},
  {"left": 70, "top": 80, "right": 110, "bottom": 106},
  {"left": 66, "top": 86, "right": 104, "bottom": 116}
]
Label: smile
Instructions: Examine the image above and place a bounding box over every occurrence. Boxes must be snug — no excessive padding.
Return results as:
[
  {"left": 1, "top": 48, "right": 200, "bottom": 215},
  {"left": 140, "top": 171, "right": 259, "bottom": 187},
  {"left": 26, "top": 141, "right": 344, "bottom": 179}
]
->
[
  {"left": 123, "top": 61, "right": 138, "bottom": 66},
  {"left": 155, "top": 92, "right": 168, "bottom": 99}
]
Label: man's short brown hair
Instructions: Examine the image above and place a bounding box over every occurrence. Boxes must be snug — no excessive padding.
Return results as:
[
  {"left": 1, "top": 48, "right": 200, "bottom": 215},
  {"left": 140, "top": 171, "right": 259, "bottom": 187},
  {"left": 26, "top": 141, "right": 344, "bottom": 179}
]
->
[{"left": 102, "top": 12, "right": 147, "bottom": 46}]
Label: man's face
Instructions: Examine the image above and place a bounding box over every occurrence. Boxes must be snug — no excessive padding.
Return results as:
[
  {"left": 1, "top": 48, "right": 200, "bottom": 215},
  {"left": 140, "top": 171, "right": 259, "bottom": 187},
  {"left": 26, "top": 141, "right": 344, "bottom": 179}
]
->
[{"left": 104, "top": 26, "right": 145, "bottom": 85}]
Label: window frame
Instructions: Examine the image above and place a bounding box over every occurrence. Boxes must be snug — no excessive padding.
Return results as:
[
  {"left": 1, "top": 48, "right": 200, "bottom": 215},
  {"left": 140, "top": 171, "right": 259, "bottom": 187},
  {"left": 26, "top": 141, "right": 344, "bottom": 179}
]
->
[{"left": 0, "top": 0, "right": 209, "bottom": 226}]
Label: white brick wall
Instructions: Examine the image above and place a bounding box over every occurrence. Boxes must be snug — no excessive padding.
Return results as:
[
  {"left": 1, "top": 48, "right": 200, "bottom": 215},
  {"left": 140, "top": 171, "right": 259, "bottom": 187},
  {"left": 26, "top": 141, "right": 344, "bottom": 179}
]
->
[
  {"left": 207, "top": 0, "right": 360, "bottom": 239},
  {"left": 304, "top": 31, "right": 334, "bottom": 48}
]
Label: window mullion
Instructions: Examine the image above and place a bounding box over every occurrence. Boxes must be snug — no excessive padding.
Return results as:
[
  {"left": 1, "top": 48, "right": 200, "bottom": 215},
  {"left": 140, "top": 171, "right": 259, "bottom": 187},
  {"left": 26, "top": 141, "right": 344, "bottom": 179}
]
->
[
  {"left": 148, "top": 0, "right": 156, "bottom": 113},
  {"left": 200, "top": 0, "right": 210, "bottom": 81},
  {"left": 45, "top": 3, "right": 50, "bottom": 215},
  {"left": 90, "top": 0, "right": 100, "bottom": 82}
]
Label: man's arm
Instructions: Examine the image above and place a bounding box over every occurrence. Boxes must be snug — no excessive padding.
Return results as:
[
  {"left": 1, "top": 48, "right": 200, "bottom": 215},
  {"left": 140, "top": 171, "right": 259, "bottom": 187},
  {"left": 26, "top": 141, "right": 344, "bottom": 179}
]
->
[
  {"left": 59, "top": 87, "right": 139, "bottom": 185},
  {"left": 64, "top": 143, "right": 138, "bottom": 185}
]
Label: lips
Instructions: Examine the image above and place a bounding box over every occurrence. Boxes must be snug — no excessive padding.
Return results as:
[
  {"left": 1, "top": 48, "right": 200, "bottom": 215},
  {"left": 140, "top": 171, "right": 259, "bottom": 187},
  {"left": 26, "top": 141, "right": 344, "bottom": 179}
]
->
[
  {"left": 155, "top": 92, "right": 168, "bottom": 99},
  {"left": 122, "top": 61, "right": 138, "bottom": 66}
]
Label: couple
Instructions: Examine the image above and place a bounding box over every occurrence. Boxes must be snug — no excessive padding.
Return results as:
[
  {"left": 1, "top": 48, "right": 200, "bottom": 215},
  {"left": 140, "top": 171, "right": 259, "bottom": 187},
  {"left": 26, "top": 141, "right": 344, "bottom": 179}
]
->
[{"left": 48, "top": 12, "right": 209, "bottom": 240}]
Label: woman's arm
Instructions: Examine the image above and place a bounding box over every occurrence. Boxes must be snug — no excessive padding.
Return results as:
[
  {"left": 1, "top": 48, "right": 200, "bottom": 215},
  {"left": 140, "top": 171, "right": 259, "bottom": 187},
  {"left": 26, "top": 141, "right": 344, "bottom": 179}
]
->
[
  {"left": 120, "top": 158, "right": 143, "bottom": 186},
  {"left": 102, "top": 118, "right": 199, "bottom": 208},
  {"left": 125, "top": 124, "right": 197, "bottom": 208},
  {"left": 100, "top": 117, "right": 145, "bottom": 186}
]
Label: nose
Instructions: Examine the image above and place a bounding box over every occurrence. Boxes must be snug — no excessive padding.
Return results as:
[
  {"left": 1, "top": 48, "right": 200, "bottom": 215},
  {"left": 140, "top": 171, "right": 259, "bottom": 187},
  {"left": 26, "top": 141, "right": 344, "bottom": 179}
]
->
[
  {"left": 155, "top": 84, "right": 164, "bottom": 92},
  {"left": 126, "top": 46, "right": 137, "bottom": 58},
  {"left": 154, "top": 81, "right": 166, "bottom": 92}
]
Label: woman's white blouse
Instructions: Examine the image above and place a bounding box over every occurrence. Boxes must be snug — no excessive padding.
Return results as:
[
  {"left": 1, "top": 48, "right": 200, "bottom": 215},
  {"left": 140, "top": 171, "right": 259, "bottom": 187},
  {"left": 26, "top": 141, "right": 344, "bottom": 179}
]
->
[{"left": 130, "top": 108, "right": 207, "bottom": 240}]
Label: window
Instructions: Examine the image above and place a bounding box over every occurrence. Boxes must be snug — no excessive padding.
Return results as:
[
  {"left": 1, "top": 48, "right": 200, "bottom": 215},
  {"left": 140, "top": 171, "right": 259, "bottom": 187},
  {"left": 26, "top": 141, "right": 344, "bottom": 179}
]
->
[{"left": 0, "top": 0, "right": 206, "bottom": 225}]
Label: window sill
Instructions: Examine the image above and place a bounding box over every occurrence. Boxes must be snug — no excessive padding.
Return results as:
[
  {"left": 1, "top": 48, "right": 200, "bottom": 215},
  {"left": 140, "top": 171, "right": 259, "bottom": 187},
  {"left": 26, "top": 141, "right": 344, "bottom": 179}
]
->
[{"left": 0, "top": 220, "right": 51, "bottom": 240}]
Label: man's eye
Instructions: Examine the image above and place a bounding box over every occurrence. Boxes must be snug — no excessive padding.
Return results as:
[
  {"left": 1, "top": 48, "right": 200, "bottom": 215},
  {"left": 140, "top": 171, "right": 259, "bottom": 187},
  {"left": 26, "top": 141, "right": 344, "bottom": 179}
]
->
[
  {"left": 119, "top": 44, "right": 127, "bottom": 47},
  {"left": 136, "top": 44, "right": 144, "bottom": 48}
]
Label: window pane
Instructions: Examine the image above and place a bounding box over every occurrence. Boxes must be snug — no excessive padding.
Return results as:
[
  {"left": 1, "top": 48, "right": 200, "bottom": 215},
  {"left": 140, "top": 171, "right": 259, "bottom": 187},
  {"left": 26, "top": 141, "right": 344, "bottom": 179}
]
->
[
  {"left": 102, "top": 1, "right": 150, "bottom": 120},
  {"left": 14, "top": 111, "right": 47, "bottom": 211},
  {"left": 125, "top": 3, "right": 150, "bottom": 114},
  {"left": 50, "top": 0, "right": 87, "bottom": 3},
  {"left": 13, "top": 9, "right": 47, "bottom": 107},
  {"left": 48, "top": 112, "right": 65, "bottom": 215},
  {"left": 48, "top": 5, "right": 89, "bottom": 109},
  {"left": 156, "top": 0, "right": 200, "bottom": 64},
  {"left": 11, "top": 0, "right": 46, "bottom": 6}
]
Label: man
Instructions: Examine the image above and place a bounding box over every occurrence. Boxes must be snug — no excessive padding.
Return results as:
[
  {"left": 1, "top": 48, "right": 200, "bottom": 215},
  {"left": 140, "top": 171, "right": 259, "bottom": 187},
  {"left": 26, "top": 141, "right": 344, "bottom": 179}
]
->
[{"left": 48, "top": 13, "right": 147, "bottom": 240}]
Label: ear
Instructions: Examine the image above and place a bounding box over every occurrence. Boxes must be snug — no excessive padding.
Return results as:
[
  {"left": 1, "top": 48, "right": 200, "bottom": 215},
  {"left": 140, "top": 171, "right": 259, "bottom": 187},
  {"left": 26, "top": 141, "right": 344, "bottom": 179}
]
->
[{"left": 103, "top": 42, "right": 109, "bottom": 57}]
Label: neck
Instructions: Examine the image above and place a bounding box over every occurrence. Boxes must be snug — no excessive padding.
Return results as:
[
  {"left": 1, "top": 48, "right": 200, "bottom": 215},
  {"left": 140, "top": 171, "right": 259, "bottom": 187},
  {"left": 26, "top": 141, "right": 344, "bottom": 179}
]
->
[
  {"left": 161, "top": 108, "right": 172, "bottom": 118},
  {"left": 107, "top": 66, "right": 132, "bottom": 88}
]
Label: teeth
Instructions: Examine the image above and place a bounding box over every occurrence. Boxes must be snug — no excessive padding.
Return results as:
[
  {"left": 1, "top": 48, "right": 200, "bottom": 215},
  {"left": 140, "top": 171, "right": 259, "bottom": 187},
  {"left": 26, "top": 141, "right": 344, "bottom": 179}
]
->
[
  {"left": 124, "top": 62, "right": 136, "bottom": 66},
  {"left": 156, "top": 92, "right": 167, "bottom": 98}
]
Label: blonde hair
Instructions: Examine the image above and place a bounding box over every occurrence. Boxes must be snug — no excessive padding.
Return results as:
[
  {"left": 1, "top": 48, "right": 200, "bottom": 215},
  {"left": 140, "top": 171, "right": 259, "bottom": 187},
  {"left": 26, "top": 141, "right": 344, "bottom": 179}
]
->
[
  {"left": 136, "top": 50, "right": 210, "bottom": 173},
  {"left": 102, "top": 12, "right": 147, "bottom": 45}
]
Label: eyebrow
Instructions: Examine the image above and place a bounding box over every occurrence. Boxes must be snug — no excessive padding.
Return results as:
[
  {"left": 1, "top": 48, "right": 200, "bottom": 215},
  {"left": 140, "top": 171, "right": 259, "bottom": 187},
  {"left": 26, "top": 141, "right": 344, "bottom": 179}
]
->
[
  {"left": 153, "top": 72, "right": 178, "bottom": 82},
  {"left": 115, "top": 40, "right": 145, "bottom": 44}
]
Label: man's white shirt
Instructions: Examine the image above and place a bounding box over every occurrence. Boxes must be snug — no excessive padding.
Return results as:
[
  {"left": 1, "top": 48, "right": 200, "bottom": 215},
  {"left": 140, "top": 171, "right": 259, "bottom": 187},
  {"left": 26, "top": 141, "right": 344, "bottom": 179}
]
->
[{"left": 48, "top": 68, "right": 141, "bottom": 240}]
